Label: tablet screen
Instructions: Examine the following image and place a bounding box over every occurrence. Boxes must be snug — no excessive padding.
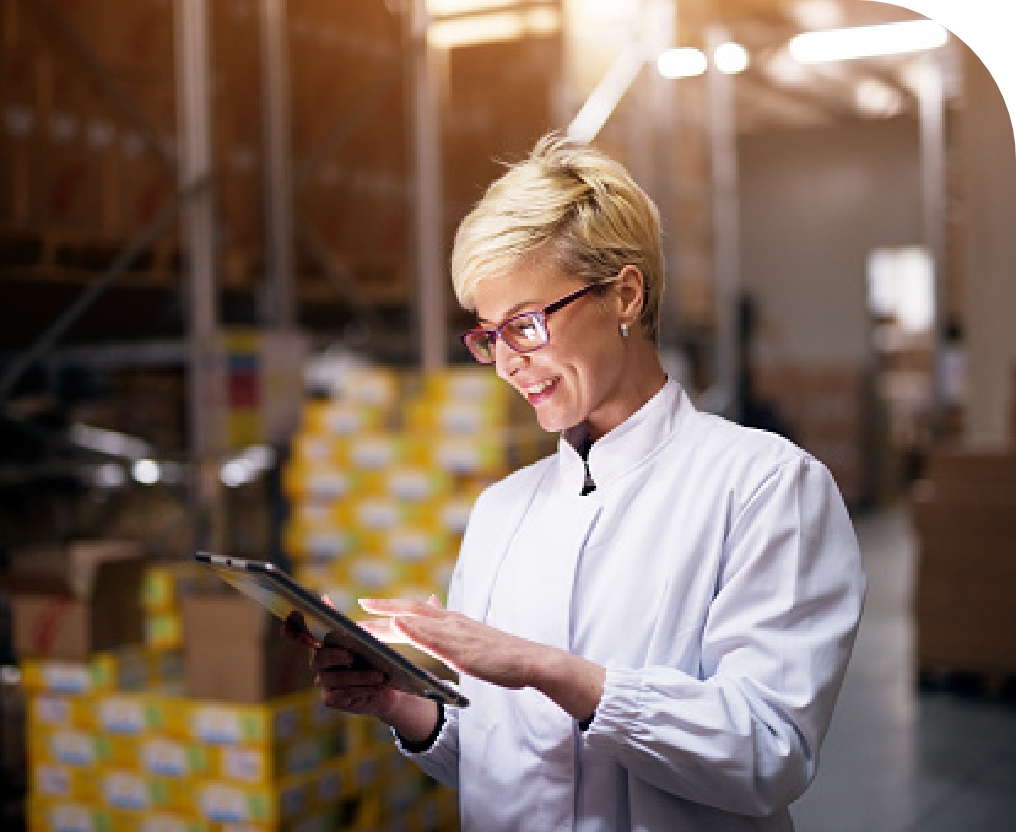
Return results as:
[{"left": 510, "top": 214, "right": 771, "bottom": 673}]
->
[{"left": 193, "top": 552, "right": 468, "bottom": 708}]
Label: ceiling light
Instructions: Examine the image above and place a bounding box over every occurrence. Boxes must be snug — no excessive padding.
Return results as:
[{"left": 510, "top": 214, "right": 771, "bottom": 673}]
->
[
  {"left": 854, "top": 78, "right": 903, "bottom": 117},
  {"left": 789, "top": 20, "right": 948, "bottom": 64},
  {"left": 714, "top": 42, "right": 749, "bottom": 75},
  {"left": 793, "top": 0, "right": 843, "bottom": 32},
  {"left": 427, "top": 0, "right": 522, "bottom": 16},
  {"left": 132, "top": 459, "right": 161, "bottom": 485},
  {"left": 657, "top": 47, "right": 707, "bottom": 79},
  {"left": 427, "top": 6, "right": 559, "bottom": 48}
]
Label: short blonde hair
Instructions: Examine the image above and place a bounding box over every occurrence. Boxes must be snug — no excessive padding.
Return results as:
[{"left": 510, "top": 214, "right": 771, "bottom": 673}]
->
[{"left": 451, "top": 133, "right": 665, "bottom": 341}]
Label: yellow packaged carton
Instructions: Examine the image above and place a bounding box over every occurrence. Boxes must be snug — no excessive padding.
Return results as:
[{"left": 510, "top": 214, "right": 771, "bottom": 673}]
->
[
  {"left": 28, "top": 799, "right": 113, "bottom": 832},
  {"left": 28, "top": 693, "right": 94, "bottom": 731},
  {"left": 30, "top": 762, "right": 100, "bottom": 803},
  {"left": 29, "top": 726, "right": 140, "bottom": 770}
]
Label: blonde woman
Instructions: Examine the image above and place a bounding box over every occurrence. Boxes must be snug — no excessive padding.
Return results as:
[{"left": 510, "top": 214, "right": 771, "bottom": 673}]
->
[{"left": 308, "top": 134, "right": 865, "bottom": 831}]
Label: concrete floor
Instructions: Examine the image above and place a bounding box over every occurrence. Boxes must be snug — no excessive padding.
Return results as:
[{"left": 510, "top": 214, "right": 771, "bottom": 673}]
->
[{"left": 790, "top": 505, "right": 1016, "bottom": 831}]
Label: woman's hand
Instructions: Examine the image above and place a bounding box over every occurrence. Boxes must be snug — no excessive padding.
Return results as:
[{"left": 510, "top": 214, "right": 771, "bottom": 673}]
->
[
  {"left": 359, "top": 595, "right": 607, "bottom": 724},
  {"left": 359, "top": 595, "right": 541, "bottom": 690},
  {"left": 282, "top": 609, "right": 439, "bottom": 742}
]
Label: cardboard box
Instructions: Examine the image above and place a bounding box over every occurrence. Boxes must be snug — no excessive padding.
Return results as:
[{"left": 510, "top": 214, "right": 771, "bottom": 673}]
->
[
  {"left": 4, "top": 541, "right": 145, "bottom": 661},
  {"left": 182, "top": 592, "right": 314, "bottom": 703}
]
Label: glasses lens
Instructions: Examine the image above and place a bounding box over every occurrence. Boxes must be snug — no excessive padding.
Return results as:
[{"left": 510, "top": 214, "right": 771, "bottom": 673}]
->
[
  {"left": 463, "top": 331, "right": 496, "bottom": 364},
  {"left": 501, "top": 313, "right": 547, "bottom": 353}
]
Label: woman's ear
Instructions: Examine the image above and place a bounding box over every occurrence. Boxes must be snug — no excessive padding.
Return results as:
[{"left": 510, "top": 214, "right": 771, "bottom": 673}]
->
[{"left": 616, "top": 265, "right": 645, "bottom": 326}]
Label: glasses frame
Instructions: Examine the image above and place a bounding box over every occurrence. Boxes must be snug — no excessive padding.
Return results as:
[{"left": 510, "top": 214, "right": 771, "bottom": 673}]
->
[{"left": 460, "top": 279, "right": 616, "bottom": 365}]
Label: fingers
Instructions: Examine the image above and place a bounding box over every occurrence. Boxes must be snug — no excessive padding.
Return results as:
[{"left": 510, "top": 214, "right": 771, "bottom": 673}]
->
[
  {"left": 358, "top": 597, "right": 437, "bottom": 617},
  {"left": 312, "top": 645, "right": 356, "bottom": 672},
  {"left": 283, "top": 611, "right": 320, "bottom": 649},
  {"left": 360, "top": 617, "right": 411, "bottom": 644}
]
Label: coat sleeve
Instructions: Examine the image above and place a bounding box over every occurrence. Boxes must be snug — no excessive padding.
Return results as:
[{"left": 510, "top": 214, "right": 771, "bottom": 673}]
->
[
  {"left": 393, "top": 551, "right": 465, "bottom": 787},
  {"left": 584, "top": 455, "right": 866, "bottom": 817}
]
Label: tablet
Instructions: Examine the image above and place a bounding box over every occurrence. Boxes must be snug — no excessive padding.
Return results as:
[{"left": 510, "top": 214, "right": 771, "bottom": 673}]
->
[{"left": 193, "top": 552, "right": 468, "bottom": 708}]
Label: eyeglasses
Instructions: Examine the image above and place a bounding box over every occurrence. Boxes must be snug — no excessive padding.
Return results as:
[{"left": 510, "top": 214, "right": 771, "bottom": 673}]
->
[{"left": 460, "top": 280, "right": 614, "bottom": 365}]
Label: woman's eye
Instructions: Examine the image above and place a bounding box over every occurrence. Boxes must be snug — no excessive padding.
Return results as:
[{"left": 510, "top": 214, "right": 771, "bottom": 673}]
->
[{"left": 515, "top": 319, "right": 539, "bottom": 340}]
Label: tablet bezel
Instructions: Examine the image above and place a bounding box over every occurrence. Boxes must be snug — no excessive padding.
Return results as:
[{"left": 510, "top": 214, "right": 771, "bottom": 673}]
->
[{"left": 193, "top": 552, "right": 468, "bottom": 708}]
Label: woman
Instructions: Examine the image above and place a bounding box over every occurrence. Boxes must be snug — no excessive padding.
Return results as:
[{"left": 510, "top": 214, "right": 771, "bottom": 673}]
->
[{"left": 309, "top": 134, "right": 866, "bottom": 830}]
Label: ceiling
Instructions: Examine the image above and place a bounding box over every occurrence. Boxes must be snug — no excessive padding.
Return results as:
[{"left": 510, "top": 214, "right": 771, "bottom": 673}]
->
[{"left": 700, "top": 0, "right": 945, "bottom": 132}]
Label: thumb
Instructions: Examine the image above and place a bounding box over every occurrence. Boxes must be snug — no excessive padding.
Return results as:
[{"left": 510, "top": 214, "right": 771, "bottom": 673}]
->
[{"left": 427, "top": 594, "right": 443, "bottom": 609}]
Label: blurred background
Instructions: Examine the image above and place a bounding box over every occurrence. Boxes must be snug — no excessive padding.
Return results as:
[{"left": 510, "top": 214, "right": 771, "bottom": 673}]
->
[{"left": 0, "top": 0, "right": 1014, "bottom": 830}]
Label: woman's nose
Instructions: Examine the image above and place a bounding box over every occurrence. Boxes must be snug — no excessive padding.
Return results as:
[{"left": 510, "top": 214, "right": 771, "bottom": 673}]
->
[{"left": 494, "top": 337, "right": 525, "bottom": 378}]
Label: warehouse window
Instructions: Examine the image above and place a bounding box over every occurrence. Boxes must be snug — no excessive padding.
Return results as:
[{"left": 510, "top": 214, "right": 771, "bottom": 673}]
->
[{"left": 866, "top": 245, "right": 934, "bottom": 335}]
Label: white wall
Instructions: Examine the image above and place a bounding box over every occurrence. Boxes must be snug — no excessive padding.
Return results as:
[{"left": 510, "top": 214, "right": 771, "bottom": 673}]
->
[
  {"left": 960, "top": 45, "right": 1016, "bottom": 447},
  {"left": 738, "top": 118, "right": 923, "bottom": 368}
]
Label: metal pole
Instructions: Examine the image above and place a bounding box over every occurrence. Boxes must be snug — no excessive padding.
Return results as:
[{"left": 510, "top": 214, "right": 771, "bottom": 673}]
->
[
  {"left": 259, "top": 0, "right": 295, "bottom": 328},
  {"left": 176, "top": 0, "right": 220, "bottom": 548},
  {"left": 916, "top": 52, "right": 947, "bottom": 431},
  {"left": 706, "top": 24, "right": 740, "bottom": 420},
  {"left": 412, "top": 0, "right": 446, "bottom": 371}
]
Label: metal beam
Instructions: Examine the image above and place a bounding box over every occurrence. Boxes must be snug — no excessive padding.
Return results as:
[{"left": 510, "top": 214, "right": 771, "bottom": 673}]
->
[
  {"left": 0, "top": 175, "right": 211, "bottom": 406},
  {"left": 259, "top": 0, "right": 296, "bottom": 327},
  {"left": 411, "top": 0, "right": 447, "bottom": 371}
]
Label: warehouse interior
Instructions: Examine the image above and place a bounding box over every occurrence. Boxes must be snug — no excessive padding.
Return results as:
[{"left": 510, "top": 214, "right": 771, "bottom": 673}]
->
[{"left": 1, "top": 0, "right": 1014, "bottom": 829}]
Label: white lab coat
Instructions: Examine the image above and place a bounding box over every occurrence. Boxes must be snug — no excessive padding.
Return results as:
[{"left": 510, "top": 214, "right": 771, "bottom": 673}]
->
[{"left": 402, "top": 380, "right": 865, "bottom": 831}]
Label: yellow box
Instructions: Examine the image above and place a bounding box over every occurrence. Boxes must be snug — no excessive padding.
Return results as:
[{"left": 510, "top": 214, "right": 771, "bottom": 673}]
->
[
  {"left": 186, "top": 771, "right": 312, "bottom": 825},
  {"left": 405, "top": 399, "right": 506, "bottom": 434},
  {"left": 383, "top": 527, "right": 455, "bottom": 565},
  {"left": 28, "top": 693, "right": 94, "bottom": 731},
  {"left": 283, "top": 463, "right": 362, "bottom": 503},
  {"left": 29, "top": 726, "right": 140, "bottom": 769},
  {"left": 433, "top": 493, "right": 481, "bottom": 536},
  {"left": 425, "top": 434, "right": 508, "bottom": 477},
  {"left": 20, "top": 645, "right": 151, "bottom": 694},
  {"left": 290, "top": 434, "right": 344, "bottom": 466},
  {"left": 28, "top": 799, "right": 114, "bottom": 832},
  {"left": 149, "top": 690, "right": 315, "bottom": 748},
  {"left": 110, "top": 809, "right": 210, "bottom": 832},
  {"left": 137, "top": 735, "right": 209, "bottom": 780},
  {"left": 339, "top": 496, "right": 429, "bottom": 532},
  {"left": 284, "top": 522, "right": 368, "bottom": 562},
  {"left": 301, "top": 401, "right": 385, "bottom": 436},
  {"left": 141, "top": 562, "right": 208, "bottom": 614},
  {"left": 95, "top": 767, "right": 188, "bottom": 813},
  {"left": 422, "top": 368, "right": 508, "bottom": 403},
  {"left": 380, "top": 467, "right": 453, "bottom": 503},
  {"left": 340, "top": 366, "right": 405, "bottom": 409},
  {"left": 145, "top": 612, "right": 183, "bottom": 652},
  {"left": 30, "top": 762, "right": 100, "bottom": 803}
]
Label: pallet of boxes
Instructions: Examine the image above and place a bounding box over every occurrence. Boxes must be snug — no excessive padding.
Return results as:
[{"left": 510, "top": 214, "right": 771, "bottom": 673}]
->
[
  {"left": 283, "top": 364, "right": 555, "bottom": 829},
  {"left": 911, "top": 449, "right": 1016, "bottom": 693},
  {"left": 4, "top": 541, "right": 379, "bottom": 831}
]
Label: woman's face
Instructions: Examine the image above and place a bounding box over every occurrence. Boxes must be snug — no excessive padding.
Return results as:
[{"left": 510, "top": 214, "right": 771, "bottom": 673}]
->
[{"left": 472, "top": 256, "right": 634, "bottom": 438}]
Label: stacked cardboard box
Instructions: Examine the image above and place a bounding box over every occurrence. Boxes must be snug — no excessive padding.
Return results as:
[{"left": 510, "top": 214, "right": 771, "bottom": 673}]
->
[
  {"left": 911, "top": 449, "right": 1016, "bottom": 677},
  {"left": 755, "top": 365, "right": 868, "bottom": 506},
  {"left": 23, "top": 685, "right": 409, "bottom": 831},
  {"left": 0, "top": 0, "right": 176, "bottom": 241},
  {"left": 283, "top": 366, "right": 553, "bottom": 613}
]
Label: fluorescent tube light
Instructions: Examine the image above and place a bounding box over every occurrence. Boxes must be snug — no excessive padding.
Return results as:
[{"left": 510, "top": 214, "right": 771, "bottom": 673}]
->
[
  {"left": 657, "top": 47, "right": 707, "bottom": 79},
  {"left": 790, "top": 20, "right": 948, "bottom": 63},
  {"left": 427, "top": 6, "right": 559, "bottom": 48},
  {"left": 714, "top": 42, "right": 749, "bottom": 75}
]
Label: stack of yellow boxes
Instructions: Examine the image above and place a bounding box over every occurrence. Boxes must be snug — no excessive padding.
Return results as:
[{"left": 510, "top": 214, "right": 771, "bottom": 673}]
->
[
  {"left": 284, "top": 366, "right": 552, "bottom": 612},
  {"left": 280, "top": 364, "right": 553, "bottom": 826},
  {"left": 22, "top": 567, "right": 460, "bottom": 831},
  {"left": 24, "top": 677, "right": 459, "bottom": 831}
]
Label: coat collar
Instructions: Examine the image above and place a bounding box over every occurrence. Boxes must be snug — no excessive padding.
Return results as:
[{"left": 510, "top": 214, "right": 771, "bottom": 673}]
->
[{"left": 557, "top": 378, "right": 687, "bottom": 496}]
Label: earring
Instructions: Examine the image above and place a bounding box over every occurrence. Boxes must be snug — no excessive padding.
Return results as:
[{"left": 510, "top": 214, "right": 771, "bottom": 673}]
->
[{"left": 620, "top": 323, "right": 629, "bottom": 339}]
